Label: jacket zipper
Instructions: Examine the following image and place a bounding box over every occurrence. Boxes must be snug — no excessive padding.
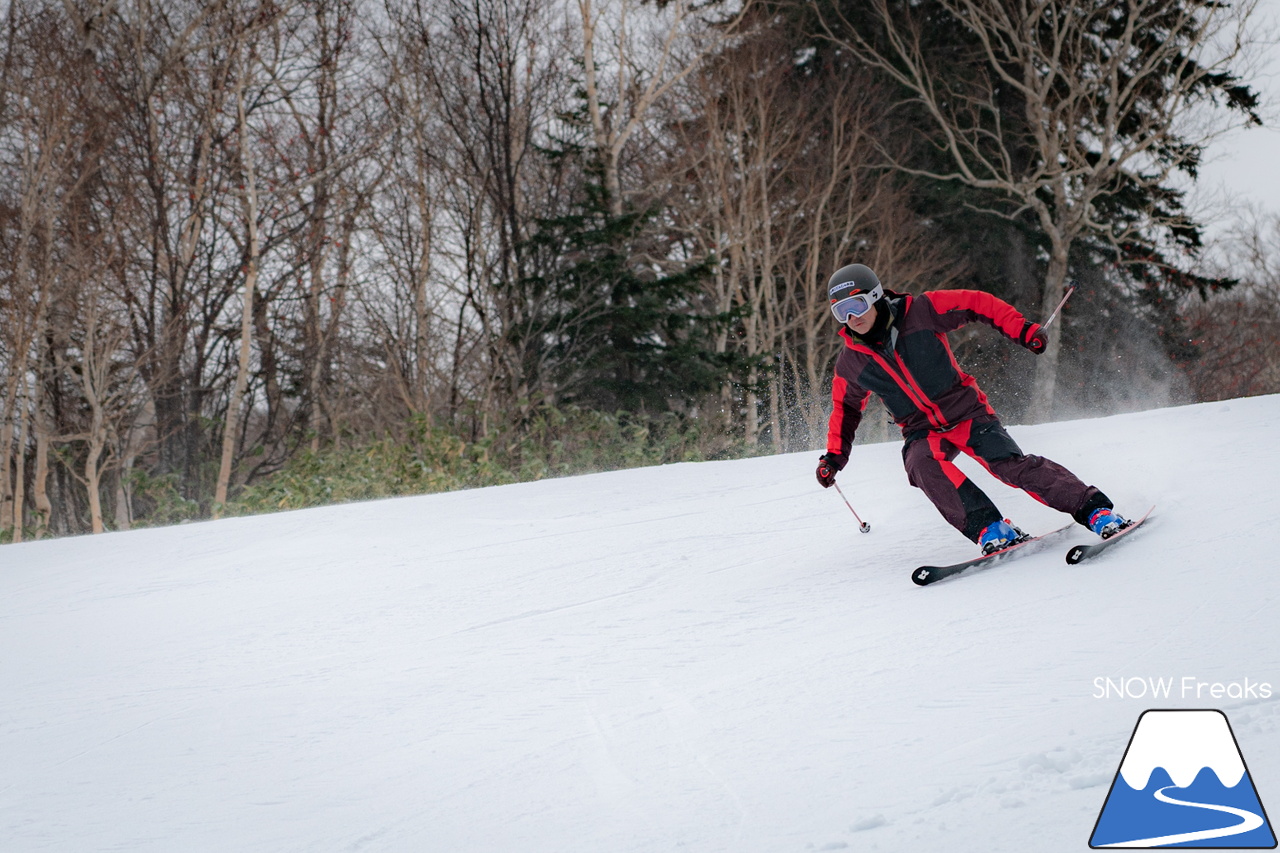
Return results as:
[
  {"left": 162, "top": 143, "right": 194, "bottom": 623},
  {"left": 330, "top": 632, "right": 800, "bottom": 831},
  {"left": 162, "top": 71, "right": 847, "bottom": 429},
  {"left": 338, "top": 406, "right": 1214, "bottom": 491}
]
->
[
  {"left": 856, "top": 345, "right": 947, "bottom": 430},
  {"left": 893, "top": 351, "right": 948, "bottom": 427}
]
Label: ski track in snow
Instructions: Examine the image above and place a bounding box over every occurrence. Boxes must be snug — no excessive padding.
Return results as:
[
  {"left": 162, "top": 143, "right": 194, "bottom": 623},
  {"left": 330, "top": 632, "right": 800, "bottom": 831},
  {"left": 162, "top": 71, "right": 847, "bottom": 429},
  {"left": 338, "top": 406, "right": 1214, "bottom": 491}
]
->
[{"left": 0, "top": 397, "right": 1279, "bottom": 852}]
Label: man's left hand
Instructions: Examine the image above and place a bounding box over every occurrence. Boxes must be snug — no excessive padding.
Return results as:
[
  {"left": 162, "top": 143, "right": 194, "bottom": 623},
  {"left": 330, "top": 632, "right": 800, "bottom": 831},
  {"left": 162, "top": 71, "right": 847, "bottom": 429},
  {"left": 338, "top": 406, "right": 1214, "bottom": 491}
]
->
[{"left": 1022, "top": 324, "right": 1047, "bottom": 354}]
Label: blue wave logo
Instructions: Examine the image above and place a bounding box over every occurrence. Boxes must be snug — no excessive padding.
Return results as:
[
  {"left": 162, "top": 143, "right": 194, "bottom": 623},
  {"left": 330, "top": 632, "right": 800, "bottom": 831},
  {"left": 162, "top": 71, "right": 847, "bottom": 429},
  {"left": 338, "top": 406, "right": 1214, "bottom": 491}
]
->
[{"left": 1091, "top": 710, "right": 1276, "bottom": 848}]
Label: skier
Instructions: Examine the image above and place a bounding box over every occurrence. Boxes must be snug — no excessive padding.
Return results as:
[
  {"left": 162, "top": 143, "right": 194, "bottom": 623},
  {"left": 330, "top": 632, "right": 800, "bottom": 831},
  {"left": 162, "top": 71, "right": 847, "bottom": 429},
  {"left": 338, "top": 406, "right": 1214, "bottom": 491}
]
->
[{"left": 815, "top": 263, "right": 1128, "bottom": 554}]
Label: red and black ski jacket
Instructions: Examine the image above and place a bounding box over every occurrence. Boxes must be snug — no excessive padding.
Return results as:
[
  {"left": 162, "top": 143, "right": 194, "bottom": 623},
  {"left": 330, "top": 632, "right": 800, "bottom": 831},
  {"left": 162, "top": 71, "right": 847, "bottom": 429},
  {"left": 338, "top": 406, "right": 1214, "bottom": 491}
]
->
[{"left": 826, "top": 289, "right": 1041, "bottom": 457}]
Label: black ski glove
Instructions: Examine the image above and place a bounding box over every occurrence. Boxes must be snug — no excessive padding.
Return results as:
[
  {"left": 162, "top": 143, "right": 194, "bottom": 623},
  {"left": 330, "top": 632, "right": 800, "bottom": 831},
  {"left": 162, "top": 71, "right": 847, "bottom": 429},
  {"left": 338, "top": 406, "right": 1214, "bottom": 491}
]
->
[
  {"left": 816, "top": 452, "right": 847, "bottom": 488},
  {"left": 1020, "top": 322, "right": 1047, "bottom": 355}
]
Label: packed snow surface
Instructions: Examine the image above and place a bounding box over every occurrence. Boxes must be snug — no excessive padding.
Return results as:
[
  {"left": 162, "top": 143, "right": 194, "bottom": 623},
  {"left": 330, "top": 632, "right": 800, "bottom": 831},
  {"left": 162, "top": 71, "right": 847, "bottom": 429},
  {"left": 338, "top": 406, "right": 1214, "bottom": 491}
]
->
[{"left": 3, "top": 396, "right": 1279, "bottom": 852}]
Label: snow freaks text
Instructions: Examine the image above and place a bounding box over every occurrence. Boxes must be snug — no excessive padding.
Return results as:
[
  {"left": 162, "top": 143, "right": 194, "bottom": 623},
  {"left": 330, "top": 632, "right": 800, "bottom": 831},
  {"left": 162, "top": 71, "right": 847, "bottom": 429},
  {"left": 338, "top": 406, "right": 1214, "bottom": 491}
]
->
[{"left": 1092, "top": 677, "right": 1273, "bottom": 701}]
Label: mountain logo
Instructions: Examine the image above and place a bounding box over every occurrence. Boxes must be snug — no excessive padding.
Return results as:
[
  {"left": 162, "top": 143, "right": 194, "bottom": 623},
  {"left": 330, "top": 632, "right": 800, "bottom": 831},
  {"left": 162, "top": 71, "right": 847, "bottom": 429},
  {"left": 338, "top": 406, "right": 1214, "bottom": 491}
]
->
[{"left": 1090, "top": 709, "right": 1276, "bottom": 848}]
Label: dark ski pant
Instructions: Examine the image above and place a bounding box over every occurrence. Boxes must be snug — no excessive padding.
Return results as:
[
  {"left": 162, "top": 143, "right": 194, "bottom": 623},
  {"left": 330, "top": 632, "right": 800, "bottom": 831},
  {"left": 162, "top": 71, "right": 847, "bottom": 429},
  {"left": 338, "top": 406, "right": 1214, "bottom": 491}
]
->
[{"left": 902, "top": 417, "right": 1111, "bottom": 542}]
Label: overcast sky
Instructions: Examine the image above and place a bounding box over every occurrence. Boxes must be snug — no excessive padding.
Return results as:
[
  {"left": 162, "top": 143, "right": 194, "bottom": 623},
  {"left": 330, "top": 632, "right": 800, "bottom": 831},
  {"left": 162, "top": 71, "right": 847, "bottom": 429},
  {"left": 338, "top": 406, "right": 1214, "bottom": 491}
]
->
[{"left": 1188, "top": 0, "right": 1280, "bottom": 235}]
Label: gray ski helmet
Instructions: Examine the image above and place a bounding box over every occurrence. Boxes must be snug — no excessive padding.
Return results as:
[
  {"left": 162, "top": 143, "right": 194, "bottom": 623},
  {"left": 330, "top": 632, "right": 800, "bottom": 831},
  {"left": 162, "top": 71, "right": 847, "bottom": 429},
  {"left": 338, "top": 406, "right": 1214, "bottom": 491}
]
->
[
  {"left": 827, "top": 264, "right": 882, "bottom": 302},
  {"left": 827, "top": 264, "right": 884, "bottom": 321}
]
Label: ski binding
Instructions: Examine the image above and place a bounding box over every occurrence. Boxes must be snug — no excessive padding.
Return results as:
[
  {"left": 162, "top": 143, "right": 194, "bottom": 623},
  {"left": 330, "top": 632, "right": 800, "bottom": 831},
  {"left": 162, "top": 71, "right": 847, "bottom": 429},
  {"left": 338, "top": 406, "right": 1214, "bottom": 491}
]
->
[
  {"left": 912, "top": 523, "right": 1075, "bottom": 586},
  {"left": 1065, "top": 506, "right": 1155, "bottom": 565}
]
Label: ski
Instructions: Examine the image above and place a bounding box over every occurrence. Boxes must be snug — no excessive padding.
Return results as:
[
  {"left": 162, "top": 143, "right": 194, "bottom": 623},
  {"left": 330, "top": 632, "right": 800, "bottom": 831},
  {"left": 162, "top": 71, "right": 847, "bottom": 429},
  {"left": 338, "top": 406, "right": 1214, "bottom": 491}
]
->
[
  {"left": 1064, "top": 506, "right": 1155, "bottom": 565},
  {"left": 912, "top": 524, "right": 1075, "bottom": 586}
]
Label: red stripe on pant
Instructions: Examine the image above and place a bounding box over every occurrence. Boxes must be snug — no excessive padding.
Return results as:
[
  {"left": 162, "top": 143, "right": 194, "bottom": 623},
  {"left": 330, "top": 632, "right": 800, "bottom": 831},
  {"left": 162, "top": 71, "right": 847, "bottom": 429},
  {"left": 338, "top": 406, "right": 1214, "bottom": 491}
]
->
[
  {"left": 925, "top": 420, "right": 972, "bottom": 489},
  {"left": 904, "top": 418, "right": 1098, "bottom": 542}
]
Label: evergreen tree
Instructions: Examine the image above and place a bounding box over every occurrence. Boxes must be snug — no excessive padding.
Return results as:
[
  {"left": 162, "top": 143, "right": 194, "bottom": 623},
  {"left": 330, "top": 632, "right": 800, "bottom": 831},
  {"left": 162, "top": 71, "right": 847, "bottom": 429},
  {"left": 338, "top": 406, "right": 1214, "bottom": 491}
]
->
[{"left": 513, "top": 115, "right": 737, "bottom": 415}]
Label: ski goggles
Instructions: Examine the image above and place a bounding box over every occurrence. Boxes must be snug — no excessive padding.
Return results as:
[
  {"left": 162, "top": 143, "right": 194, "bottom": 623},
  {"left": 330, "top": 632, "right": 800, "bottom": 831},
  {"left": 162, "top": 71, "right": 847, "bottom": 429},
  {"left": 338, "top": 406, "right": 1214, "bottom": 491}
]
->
[{"left": 829, "top": 282, "right": 883, "bottom": 322}]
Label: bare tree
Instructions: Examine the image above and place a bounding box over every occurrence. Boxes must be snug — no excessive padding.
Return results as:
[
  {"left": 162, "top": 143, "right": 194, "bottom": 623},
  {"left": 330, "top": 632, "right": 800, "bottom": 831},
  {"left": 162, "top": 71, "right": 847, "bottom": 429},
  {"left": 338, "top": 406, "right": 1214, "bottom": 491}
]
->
[
  {"left": 256, "top": 0, "right": 383, "bottom": 450},
  {"left": 820, "top": 0, "right": 1262, "bottom": 419},
  {"left": 0, "top": 0, "right": 116, "bottom": 537},
  {"left": 1181, "top": 207, "right": 1280, "bottom": 401},
  {"left": 53, "top": 279, "right": 143, "bottom": 533},
  {"left": 361, "top": 20, "right": 449, "bottom": 421},
  {"left": 666, "top": 25, "right": 965, "bottom": 447},
  {"left": 576, "top": 0, "right": 752, "bottom": 216},
  {"left": 81, "top": 0, "right": 250, "bottom": 500},
  {"left": 215, "top": 25, "right": 269, "bottom": 515},
  {"left": 387, "top": 0, "right": 577, "bottom": 429}
]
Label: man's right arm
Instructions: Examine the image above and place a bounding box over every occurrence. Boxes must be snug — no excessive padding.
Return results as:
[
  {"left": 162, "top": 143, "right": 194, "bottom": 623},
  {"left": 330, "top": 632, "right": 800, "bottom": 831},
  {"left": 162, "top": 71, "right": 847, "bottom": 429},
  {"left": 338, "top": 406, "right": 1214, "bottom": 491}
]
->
[{"left": 818, "top": 372, "right": 870, "bottom": 486}]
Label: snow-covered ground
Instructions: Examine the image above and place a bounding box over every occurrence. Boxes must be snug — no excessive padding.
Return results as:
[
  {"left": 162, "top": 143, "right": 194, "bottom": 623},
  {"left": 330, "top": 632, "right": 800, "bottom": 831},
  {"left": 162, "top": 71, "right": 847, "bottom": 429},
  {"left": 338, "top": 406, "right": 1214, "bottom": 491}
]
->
[{"left": 3, "top": 396, "right": 1279, "bottom": 852}]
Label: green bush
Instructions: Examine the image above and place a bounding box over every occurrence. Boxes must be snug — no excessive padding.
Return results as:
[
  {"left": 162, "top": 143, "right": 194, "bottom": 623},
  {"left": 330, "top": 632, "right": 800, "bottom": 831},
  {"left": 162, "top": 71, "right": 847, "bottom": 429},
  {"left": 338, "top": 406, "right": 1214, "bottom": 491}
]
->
[
  {"left": 127, "top": 469, "right": 203, "bottom": 527},
  {"left": 223, "top": 407, "right": 752, "bottom": 516}
]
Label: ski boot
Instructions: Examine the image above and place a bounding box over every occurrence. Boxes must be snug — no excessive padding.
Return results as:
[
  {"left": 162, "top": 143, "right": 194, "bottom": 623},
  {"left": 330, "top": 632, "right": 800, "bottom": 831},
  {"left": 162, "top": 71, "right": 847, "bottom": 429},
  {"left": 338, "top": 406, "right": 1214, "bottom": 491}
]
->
[
  {"left": 979, "top": 519, "right": 1026, "bottom": 555},
  {"left": 1087, "top": 507, "right": 1129, "bottom": 539}
]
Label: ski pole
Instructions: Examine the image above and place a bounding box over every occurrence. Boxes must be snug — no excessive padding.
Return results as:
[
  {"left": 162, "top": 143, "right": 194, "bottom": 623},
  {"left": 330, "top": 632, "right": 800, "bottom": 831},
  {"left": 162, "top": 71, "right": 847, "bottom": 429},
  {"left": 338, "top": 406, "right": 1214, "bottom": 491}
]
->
[
  {"left": 1041, "top": 279, "right": 1078, "bottom": 331},
  {"left": 833, "top": 482, "right": 871, "bottom": 533}
]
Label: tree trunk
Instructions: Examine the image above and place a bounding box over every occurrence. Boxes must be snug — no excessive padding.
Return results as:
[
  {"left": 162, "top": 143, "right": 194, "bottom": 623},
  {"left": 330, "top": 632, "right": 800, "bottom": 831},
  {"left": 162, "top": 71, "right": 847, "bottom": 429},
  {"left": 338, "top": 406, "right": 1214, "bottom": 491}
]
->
[
  {"left": 0, "top": 354, "right": 23, "bottom": 537},
  {"left": 31, "top": 372, "right": 51, "bottom": 540},
  {"left": 1029, "top": 244, "right": 1070, "bottom": 422},
  {"left": 114, "top": 478, "right": 131, "bottom": 531},
  {"left": 216, "top": 78, "right": 262, "bottom": 515},
  {"left": 11, "top": 377, "right": 29, "bottom": 542},
  {"left": 215, "top": 276, "right": 254, "bottom": 512},
  {"left": 85, "top": 429, "right": 106, "bottom": 534},
  {"left": 215, "top": 258, "right": 256, "bottom": 513}
]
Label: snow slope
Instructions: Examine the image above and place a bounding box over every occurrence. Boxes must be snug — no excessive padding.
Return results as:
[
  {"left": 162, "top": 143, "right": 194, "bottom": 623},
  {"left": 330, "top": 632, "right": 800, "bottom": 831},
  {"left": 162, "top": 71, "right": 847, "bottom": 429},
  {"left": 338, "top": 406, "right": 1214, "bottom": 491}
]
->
[{"left": 2, "top": 396, "right": 1279, "bottom": 853}]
